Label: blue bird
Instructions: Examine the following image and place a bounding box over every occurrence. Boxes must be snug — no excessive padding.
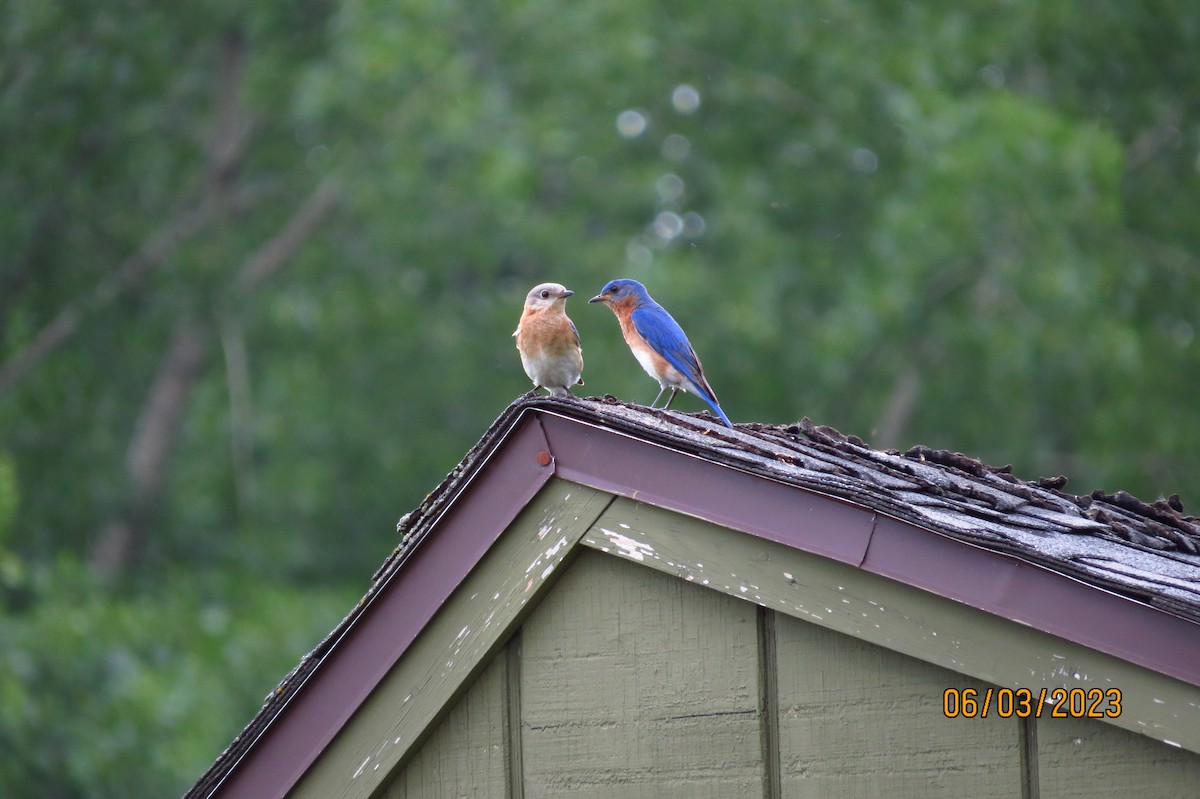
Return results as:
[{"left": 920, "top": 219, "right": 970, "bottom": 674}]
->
[{"left": 589, "top": 279, "right": 733, "bottom": 428}]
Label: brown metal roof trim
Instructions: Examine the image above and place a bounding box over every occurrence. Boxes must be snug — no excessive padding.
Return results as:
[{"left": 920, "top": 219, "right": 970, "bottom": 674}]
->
[
  {"left": 187, "top": 395, "right": 1200, "bottom": 798},
  {"left": 537, "top": 396, "right": 1200, "bottom": 622},
  {"left": 186, "top": 413, "right": 557, "bottom": 798}
]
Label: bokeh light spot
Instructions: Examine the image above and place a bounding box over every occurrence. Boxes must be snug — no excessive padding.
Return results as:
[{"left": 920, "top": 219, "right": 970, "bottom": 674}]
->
[
  {"left": 653, "top": 211, "right": 684, "bottom": 242},
  {"left": 851, "top": 147, "right": 879, "bottom": 174},
  {"left": 682, "top": 211, "right": 706, "bottom": 238},
  {"left": 656, "top": 173, "right": 685, "bottom": 204},
  {"left": 616, "top": 109, "right": 648, "bottom": 139},
  {"left": 672, "top": 84, "right": 701, "bottom": 114},
  {"left": 661, "top": 133, "right": 691, "bottom": 161}
]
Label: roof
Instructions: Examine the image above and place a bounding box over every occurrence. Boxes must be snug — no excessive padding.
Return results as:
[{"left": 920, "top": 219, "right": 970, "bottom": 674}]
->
[{"left": 187, "top": 394, "right": 1200, "bottom": 798}]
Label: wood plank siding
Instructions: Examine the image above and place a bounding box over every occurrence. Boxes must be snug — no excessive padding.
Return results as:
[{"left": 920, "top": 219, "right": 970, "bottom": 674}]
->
[
  {"left": 374, "top": 495, "right": 1200, "bottom": 798},
  {"left": 382, "top": 655, "right": 508, "bottom": 798},
  {"left": 519, "top": 550, "right": 763, "bottom": 797}
]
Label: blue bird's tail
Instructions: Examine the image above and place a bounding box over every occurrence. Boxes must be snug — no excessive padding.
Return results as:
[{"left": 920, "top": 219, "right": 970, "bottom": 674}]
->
[{"left": 698, "top": 391, "right": 733, "bottom": 428}]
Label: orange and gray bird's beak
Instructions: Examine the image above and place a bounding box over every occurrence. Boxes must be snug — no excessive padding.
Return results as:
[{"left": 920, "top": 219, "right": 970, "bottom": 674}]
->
[{"left": 561, "top": 289, "right": 574, "bottom": 298}]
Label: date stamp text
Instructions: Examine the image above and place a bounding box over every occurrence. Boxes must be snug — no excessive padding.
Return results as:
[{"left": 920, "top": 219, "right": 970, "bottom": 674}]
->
[{"left": 942, "top": 687, "right": 1122, "bottom": 719}]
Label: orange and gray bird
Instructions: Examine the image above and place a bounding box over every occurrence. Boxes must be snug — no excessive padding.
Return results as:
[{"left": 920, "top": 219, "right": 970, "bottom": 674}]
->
[
  {"left": 514, "top": 282, "right": 584, "bottom": 397},
  {"left": 589, "top": 278, "right": 732, "bottom": 427}
]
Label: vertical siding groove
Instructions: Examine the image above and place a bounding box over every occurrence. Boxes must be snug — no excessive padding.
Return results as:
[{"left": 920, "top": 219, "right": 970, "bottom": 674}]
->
[
  {"left": 504, "top": 631, "right": 525, "bottom": 799},
  {"left": 1019, "top": 716, "right": 1039, "bottom": 799},
  {"left": 757, "top": 606, "right": 782, "bottom": 799}
]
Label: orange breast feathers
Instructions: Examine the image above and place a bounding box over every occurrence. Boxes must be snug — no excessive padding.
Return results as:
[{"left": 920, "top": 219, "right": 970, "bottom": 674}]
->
[
  {"left": 610, "top": 297, "right": 643, "bottom": 349},
  {"left": 515, "top": 306, "right": 580, "bottom": 357}
]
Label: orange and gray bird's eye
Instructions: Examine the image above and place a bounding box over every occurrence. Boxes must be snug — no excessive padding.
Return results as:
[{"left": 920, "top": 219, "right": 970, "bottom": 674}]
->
[{"left": 540, "top": 290, "right": 551, "bottom": 299}]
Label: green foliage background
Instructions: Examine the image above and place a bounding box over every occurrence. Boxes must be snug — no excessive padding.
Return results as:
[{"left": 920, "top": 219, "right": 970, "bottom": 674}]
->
[{"left": 1, "top": 0, "right": 1197, "bottom": 794}]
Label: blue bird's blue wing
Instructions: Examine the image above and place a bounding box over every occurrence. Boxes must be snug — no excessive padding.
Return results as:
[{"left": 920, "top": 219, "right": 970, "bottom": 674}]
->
[
  {"left": 630, "top": 305, "right": 732, "bottom": 427},
  {"left": 630, "top": 305, "right": 702, "bottom": 384}
]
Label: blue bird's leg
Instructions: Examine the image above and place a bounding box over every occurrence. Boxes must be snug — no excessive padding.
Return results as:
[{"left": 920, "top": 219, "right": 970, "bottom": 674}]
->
[
  {"left": 663, "top": 387, "right": 680, "bottom": 410},
  {"left": 650, "top": 386, "right": 667, "bottom": 408}
]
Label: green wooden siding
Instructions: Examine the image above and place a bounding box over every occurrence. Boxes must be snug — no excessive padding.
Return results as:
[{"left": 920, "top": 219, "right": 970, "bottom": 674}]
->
[
  {"left": 774, "top": 614, "right": 1018, "bottom": 796},
  {"left": 1036, "top": 716, "right": 1200, "bottom": 799},
  {"left": 518, "top": 549, "right": 764, "bottom": 797},
  {"left": 390, "top": 550, "right": 1200, "bottom": 798},
  {"left": 295, "top": 479, "right": 1200, "bottom": 798},
  {"left": 381, "top": 653, "right": 508, "bottom": 798},
  {"left": 581, "top": 496, "right": 1200, "bottom": 752}
]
